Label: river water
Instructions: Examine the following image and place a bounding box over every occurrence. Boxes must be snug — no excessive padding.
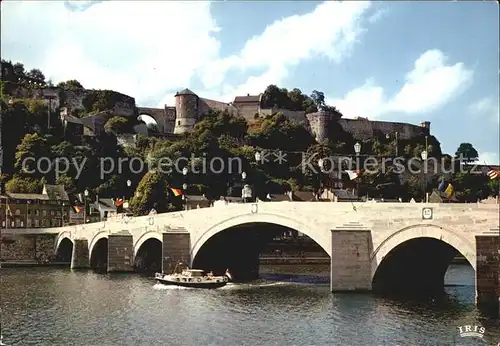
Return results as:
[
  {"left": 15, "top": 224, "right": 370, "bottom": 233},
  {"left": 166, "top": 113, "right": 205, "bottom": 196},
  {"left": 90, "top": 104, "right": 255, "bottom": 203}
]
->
[{"left": 1, "top": 264, "right": 499, "bottom": 346}]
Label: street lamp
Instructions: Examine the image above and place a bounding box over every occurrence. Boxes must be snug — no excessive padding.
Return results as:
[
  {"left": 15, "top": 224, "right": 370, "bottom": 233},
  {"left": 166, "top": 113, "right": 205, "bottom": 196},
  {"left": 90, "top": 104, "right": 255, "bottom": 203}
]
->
[
  {"left": 8, "top": 99, "right": 13, "bottom": 105},
  {"left": 84, "top": 189, "right": 89, "bottom": 224},
  {"left": 241, "top": 171, "right": 247, "bottom": 181},
  {"left": 354, "top": 142, "right": 361, "bottom": 155},
  {"left": 421, "top": 150, "right": 428, "bottom": 202},
  {"left": 354, "top": 142, "right": 361, "bottom": 198},
  {"left": 255, "top": 151, "right": 261, "bottom": 164},
  {"left": 127, "top": 179, "right": 131, "bottom": 187},
  {"left": 182, "top": 167, "right": 188, "bottom": 176}
]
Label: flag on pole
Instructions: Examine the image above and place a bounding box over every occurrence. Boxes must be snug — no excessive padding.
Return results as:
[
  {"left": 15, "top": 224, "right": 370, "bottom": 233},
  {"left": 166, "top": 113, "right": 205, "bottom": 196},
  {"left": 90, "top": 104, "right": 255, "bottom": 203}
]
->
[
  {"left": 170, "top": 188, "right": 182, "bottom": 197},
  {"left": 444, "top": 183, "right": 454, "bottom": 198},
  {"left": 345, "top": 170, "right": 362, "bottom": 180},
  {"left": 72, "top": 206, "right": 83, "bottom": 213},
  {"left": 487, "top": 168, "right": 500, "bottom": 180},
  {"left": 114, "top": 198, "right": 124, "bottom": 207}
]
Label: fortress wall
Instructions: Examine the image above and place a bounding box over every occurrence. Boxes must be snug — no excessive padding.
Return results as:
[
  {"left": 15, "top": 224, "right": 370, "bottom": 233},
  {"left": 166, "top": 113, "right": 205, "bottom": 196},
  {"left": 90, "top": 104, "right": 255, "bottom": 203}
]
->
[
  {"left": 235, "top": 103, "right": 260, "bottom": 122},
  {"left": 198, "top": 98, "right": 237, "bottom": 116},
  {"left": 11, "top": 87, "right": 61, "bottom": 110},
  {"left": 277, "top": 109, "right": 308, "bottom": 125},
  {"left": 306, "top": 112, "right": 329, "bottom": 143},
  {"left": 339, "top": 119, "right": 429, "bottom": 140}
]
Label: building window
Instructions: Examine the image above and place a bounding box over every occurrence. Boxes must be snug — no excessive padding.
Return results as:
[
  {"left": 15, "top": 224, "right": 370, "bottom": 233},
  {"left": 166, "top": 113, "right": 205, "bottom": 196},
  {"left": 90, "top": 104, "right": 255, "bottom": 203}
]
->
[
  {"left": 15, "top": 209, "right": 20, "bottom": 216},
  {"left": 56, "top": 211, "right": 61, "bottom": 216},
  {"left": 28, "top": 209, "right": 31, "bottom": 215},
  {"left": 27, "top": 219, "right": 32, "bottom": 227},
  {"left": 42, "top": 210, "right": 47, "bottom": 217},
  {"left": 35, "top": 209, "right": 40, "bottom": 216},
  {"left": 34, "top": 219, "right": 39, "bottom": 227},
  {"left": 177, "top": 120, "right": 180, "bottom": 125},
  {"left": 50, "top": 210, "right": 54, "bottom": 216},
  {"left": 20, "top": 221, "right": 24, "bottom": 227}
]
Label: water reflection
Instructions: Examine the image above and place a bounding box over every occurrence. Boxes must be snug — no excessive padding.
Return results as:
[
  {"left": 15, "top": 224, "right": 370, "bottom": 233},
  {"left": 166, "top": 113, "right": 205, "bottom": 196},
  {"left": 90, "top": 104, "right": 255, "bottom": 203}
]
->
[{"left": 1, "top": 264, "right": 498, "bottom": 346}]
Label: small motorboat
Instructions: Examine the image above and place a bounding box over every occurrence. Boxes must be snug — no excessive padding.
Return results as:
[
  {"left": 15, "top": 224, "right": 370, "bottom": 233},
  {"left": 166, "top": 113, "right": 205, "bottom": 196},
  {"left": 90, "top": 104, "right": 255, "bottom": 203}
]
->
[{"left": 155, "top": 264, "right": 232, "bottom": 289}]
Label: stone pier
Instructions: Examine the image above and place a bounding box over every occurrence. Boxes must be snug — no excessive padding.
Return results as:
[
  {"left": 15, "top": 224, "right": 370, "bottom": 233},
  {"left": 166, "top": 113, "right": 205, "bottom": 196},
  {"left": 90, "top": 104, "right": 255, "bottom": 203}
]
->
[
  {"left": 162, "top": 230, "right": 191, "bottom": 274},
  {"left": 330, "top": 224, "right": 372, "bottom": 292},
  {"left": 475, "top": 233, "right": 500, "bottom": 317},
  {"left": 71, "top": 238, "right": 89, "bottom": 269},
  {"left": 107, "top": 231, "right": 134, "bottom": 272}
]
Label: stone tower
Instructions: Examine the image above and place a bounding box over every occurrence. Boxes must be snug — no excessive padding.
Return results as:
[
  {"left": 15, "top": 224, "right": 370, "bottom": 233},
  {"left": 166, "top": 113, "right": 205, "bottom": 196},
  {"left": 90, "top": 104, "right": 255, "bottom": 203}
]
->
[
  {"left": 174, "top": 88, "right": 199, "bottom": 134},
  {"left": 306, "top": 110, "right": 335, "bottom": 143}
]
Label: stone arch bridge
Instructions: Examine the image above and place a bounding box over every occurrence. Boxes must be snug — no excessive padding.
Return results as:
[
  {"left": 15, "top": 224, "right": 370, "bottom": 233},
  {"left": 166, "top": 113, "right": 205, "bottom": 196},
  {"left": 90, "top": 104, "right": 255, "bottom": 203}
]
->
[{"left": 2, "top": 202, "right": 499, "bottom": 313}]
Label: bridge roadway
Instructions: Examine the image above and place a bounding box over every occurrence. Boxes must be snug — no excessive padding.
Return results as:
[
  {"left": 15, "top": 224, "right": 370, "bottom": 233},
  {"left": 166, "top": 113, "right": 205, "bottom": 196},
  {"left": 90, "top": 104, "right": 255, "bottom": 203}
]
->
[{"left": 2, "top": 202, "right": 499, "bottom": 315}]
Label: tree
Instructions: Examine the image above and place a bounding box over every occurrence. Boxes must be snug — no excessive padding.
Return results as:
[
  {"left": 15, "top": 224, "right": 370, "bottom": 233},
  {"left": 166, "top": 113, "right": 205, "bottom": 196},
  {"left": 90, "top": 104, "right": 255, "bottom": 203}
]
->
[
  {"left": 57, "top": 79, "right": 84, "bottom": 90},
  {"left": 13, "top": 62, "right": 25, "bottom": 76},
  {"left": 26, "top": 68, "right": 45, "bottom": 82},
  {"left": 129, "top": 171, "right": 183, "bottom": 215},
  {"left": 310, "top": 90, "right": 326, "bottom": 109},
  {"left": 15, "top": 133, "right": 51, "bottom": 179},
  {"left": 104, "top": 116, "right": 129, "bottom": 135},
  {"left": 455, "top": 143, "right": 478, "bottom": 163}
]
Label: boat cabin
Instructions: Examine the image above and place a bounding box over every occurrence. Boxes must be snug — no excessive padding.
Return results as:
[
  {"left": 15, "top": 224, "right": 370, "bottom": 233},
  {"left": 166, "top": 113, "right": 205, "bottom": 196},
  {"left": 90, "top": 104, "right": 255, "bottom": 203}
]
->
[{"left": 181, "top": 269, "right": 204, "bottom": 277}]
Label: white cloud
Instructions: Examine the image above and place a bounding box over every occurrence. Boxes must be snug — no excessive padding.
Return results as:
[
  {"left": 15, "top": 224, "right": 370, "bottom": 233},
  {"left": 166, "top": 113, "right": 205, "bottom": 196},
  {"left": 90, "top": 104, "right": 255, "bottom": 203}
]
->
[
  {"left": 1, "top": 1, "right": 220, "bottom": 105},
  {"left": 198, "top": 1, "right": 372, "bottom": 100},
  {"left": 469, "top": 97, "right": 499, "bottom": 123},
  {"left": 329, "top": 49, "right": 474, "bottom": 119},
  {"left": 478, "top": 151, "right": 499, "bottom": 165},
  {"left": 2, "top": 1, "right": 374, "bottom": 107}
]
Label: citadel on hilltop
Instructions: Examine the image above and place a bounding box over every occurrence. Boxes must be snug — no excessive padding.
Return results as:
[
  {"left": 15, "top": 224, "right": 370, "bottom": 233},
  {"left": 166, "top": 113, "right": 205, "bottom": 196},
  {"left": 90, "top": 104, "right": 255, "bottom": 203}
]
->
[
  {"left": 139, "top": 88, "right": 431, "bottom": 143},
  {"left": 1, "top": 60, "right": 430, "bottom": 143}
]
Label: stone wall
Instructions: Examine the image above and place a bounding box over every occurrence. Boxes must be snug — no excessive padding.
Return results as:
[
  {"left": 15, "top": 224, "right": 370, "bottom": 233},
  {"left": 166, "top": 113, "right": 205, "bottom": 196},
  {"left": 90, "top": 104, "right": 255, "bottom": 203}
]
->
[
  {"left": 0, "top": 234, "right": 56, "bottom": 261},
  {"left": 338, "top": 118, "right": 430, "bottom": 140},
  {"left": 330, "top": 226, "right": 372, "bottom": 291},
  {"left": 11, "top": 87, "right": 61, "bottom": 110},
  {"left": 107, "top": 232, "right": 134, "bottom": 272},
  {"left": 162, "top": 231, "right": 191, "bottom": 273}
]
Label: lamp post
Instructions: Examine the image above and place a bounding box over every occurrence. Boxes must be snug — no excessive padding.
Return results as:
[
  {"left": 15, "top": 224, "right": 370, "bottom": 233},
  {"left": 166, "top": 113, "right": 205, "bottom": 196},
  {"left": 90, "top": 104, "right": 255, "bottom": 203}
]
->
[
  {"left": 421, "top": 150, "right": 428, "bottom": 202},
  {"left": 241, "top": 171, "right": 248, "bottom": 203},
  {"left": 255, "top": 151, "right": 262, "bottom": 164},
  {"left": 83, "top": 189, "right": 89, "bottom": 224},
  {"left": 354, "top": 142, "right": 361, "bottom": 198},
  {"left": 182, "top": 167, "right": 188, "bottom": 210}
]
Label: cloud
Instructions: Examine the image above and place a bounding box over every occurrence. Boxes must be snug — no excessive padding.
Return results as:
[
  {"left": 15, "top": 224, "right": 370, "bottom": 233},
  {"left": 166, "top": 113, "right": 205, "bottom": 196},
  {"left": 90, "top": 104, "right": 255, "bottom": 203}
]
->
[
  {"left": 1, "top": 1, "right": 220, "bottom": 105},
  {"left": 2, "top": 1, "right": 375, "bottom": 108},
  {"left": 469, "top": 97, "right": 499, "bottom": 123},
  {"left": 197, "top": 1, "right": 373, "bottom": 102},
  {"left": 329, "top": 49, "right": 474, "bottom": 119},
  {"left": 478, "top": 151, "right": 499, "bottom": 165}
]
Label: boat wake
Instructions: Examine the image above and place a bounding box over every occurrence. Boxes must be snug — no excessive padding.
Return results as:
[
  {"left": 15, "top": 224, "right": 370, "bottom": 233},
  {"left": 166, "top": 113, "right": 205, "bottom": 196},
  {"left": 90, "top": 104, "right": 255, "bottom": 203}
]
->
[{"left": 153, "top": 281, "right": 290, "bottom": 291}]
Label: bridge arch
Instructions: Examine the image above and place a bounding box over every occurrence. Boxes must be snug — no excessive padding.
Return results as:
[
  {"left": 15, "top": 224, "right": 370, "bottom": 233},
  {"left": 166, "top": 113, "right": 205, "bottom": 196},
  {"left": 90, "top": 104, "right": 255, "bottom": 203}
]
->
[
  {"left": 88, "top": 231, "right": 109, "bottom": 259},
  {"left": 138, "top": 113, "right": 159, "bottom": 131},
  {"left": 55, "top": 231, "right": 73, "bottom": 252},
  {"left": 191, "top": 212, "right": 331, "bottom": 265},
  {"left": 133, "top": 231, "right": 162, "bottom": 256},
  {"left": 371, "top": 223, "right": 475, "bottom": 293}
]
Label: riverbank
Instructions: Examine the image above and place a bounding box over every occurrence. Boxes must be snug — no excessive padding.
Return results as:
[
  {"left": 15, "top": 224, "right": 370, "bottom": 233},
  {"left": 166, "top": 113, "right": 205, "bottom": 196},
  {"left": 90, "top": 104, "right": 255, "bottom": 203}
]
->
[
  {"left": 0, "top": 261, "right": 70, "bottom": 268},
  {"left": 0, "top": 255, "right": 468, "bottom": 268}
]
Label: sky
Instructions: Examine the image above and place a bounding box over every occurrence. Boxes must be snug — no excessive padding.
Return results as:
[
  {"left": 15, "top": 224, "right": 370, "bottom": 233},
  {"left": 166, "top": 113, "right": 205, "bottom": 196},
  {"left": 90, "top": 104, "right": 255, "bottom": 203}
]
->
[{"left": 1, "top": 1, "right": 499, "bottom": 163}]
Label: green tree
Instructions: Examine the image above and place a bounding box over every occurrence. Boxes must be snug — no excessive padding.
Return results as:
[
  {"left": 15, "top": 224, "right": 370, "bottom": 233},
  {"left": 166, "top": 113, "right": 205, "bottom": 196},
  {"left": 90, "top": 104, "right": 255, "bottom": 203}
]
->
[
  {"left": 57, "top": 79, "right": 84, "bottom": 90},
  {"left": 15, "top": 133, "right": 51, "bottom": 178},
  {"left": 5, "top": 175, "right": 43, "bottom": 193},
  {"left": 129, "top": 171, "right": 183, "bottom": 215},
  {"left": 13, "top": 62, "right": 25, "bottom": 76},
  {"left": 26, "top": 68, "right": 45, "bottom": 82},
  {"left": 104, "top": 116, "right": 129, "bottom": 135},
  {"left": 455, "top": 143, "right": 478, "bottom": 163}
]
